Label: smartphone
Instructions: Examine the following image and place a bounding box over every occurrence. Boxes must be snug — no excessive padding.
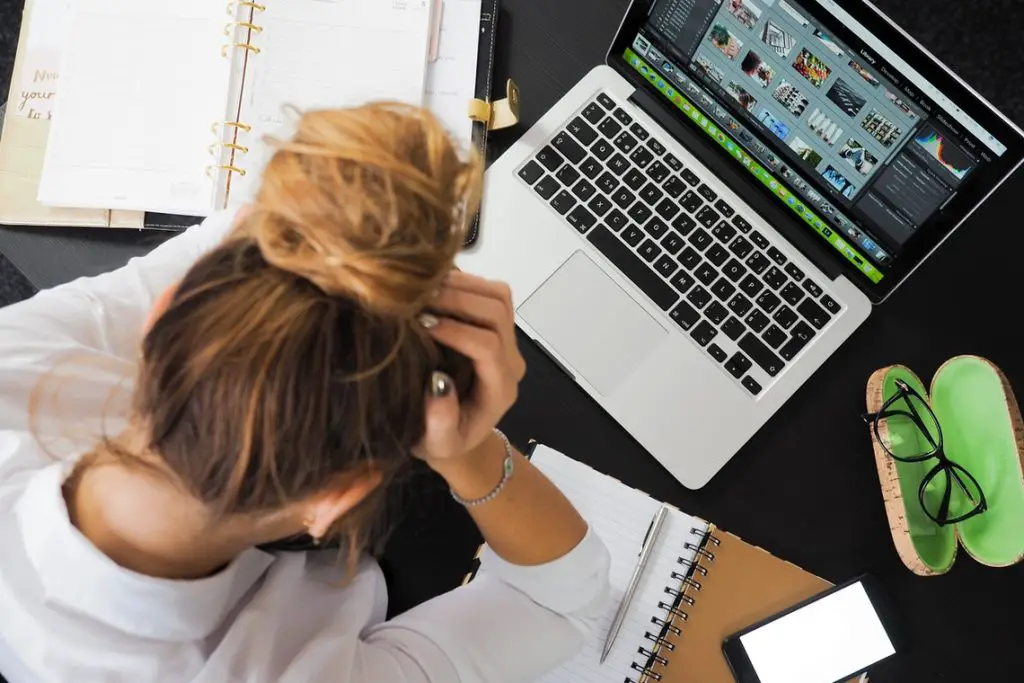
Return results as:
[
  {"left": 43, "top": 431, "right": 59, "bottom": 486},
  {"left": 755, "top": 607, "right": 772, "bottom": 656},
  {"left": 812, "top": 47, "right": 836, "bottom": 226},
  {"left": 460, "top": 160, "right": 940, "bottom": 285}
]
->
[{"left": 722, "top": 575, "right": 903, "bottom": 683}]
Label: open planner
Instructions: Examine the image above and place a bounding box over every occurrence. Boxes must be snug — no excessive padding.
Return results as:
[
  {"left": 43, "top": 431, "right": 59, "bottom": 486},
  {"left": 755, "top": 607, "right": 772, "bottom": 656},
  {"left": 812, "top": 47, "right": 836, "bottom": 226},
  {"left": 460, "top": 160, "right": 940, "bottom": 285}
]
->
[
  {"left": 478, "top": 445, "right": 867, "bottom": 683},
  {"left": 36, "top": 0, "right": 438, "bottom": 216}
]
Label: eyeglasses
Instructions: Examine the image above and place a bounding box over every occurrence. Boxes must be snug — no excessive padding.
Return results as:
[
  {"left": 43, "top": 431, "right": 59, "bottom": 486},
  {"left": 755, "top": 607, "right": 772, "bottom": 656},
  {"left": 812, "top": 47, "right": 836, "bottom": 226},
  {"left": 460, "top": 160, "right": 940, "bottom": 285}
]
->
[{"left": 862, "top": 379, "right": 987, "bottom": 526}]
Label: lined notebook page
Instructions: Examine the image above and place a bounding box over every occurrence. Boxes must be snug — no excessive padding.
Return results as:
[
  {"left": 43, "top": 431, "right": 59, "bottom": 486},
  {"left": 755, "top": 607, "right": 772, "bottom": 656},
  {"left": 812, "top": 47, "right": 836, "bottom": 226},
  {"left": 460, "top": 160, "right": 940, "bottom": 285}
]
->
[
  {"left": 38, "top": 0, "right": 234, "bottom": 215},
  {"left": 531, "top": 446, "right": 709, "bottom": 683},
  {"left": 228, "top": 0, "right": 434, "bottom": 203},
  {"left": 424, "top": 0, "right": 482, "bottom": 153}
]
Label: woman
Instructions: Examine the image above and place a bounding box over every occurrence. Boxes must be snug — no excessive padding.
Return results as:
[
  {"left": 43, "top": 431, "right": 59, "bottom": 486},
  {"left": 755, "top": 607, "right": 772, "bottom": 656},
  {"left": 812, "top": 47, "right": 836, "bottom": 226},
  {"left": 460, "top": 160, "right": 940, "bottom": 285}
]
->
[{"left": 0, "top": 104, "right": 610, "bottom": 682}]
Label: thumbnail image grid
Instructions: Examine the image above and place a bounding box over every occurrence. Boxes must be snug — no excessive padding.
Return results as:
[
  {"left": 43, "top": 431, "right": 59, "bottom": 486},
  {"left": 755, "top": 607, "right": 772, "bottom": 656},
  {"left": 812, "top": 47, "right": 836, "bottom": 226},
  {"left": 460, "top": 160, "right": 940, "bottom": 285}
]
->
[
  {"left": 709, "top": 23, "right": 744, "bottom": 60},
  {"left": 861, "top": 109, "right": 903, "bottom": 148},
  {"left": 742, "top": 50, "right": 776, "bottom": 88},
  {"left": 792, "top": 48, "right": 831, "bottom": 87},
  {"left": 838, "top": 138, "right": 879, "bottom": 176}
]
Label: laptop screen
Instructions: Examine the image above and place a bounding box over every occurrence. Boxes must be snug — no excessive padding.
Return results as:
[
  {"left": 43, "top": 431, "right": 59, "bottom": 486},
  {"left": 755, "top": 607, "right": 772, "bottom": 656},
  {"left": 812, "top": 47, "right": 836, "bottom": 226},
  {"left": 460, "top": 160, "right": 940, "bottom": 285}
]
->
[{"left": 612, "top": 0, "right": 1021, "bottom": 292}]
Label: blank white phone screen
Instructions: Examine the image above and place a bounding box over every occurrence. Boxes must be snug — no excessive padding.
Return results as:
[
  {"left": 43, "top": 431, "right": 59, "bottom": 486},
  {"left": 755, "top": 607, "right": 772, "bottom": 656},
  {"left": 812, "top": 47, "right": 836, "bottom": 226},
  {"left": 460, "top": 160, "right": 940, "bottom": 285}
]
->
[{"left": 739, "top": 583, "right": 895, "bottom": 683}]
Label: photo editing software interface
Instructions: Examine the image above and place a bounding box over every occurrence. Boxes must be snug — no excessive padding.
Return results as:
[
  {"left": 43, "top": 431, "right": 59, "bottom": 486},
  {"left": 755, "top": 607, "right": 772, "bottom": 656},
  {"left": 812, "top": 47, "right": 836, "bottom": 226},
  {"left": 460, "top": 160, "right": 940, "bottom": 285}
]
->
[{"left": 624, "top": 0, "right": 1007, "bottom": 284}]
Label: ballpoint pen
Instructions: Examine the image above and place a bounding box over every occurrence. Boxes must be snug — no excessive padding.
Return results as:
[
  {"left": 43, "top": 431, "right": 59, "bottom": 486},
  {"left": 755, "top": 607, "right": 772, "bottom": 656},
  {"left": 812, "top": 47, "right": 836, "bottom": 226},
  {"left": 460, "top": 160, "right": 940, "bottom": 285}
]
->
[{"left": 600, "top": 503, "right": 670, "bottom": 664}]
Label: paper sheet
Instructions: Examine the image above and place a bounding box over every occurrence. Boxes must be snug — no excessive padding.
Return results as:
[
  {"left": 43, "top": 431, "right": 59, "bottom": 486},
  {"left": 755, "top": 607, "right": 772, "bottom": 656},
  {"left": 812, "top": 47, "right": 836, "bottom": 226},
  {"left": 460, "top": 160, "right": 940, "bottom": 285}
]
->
[
  {"left": 11, "top": 0, "right": 70, "bottom": 121},
  {"left": 425, "top": 0, "right": 483, "bottom": 153}
]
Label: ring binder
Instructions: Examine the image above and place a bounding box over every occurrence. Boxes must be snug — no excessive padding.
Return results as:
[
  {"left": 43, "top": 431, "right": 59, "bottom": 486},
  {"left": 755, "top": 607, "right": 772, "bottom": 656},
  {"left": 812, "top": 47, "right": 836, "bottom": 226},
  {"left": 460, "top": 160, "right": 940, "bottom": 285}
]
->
[
  {"left": 630, "top": 661, "right": 663, "bottom": 681},
  {"left": 227, "top": 1, "right": 266, "bottom": 13},
  {"left": 206, "top": 164, "right": 247, "bottom": 177},
  {"left": 224, "top": 21, "right": 264, "bottom": 35},
  {"left": 211, "top": 121, "right": 253, "bottom": 134},
  {"left": 221, "top": 43, "right": 262, "bottom": 58},
  {"left": 644, "top": 631, "right": 676, "bottom": 651},
  {"left": 677, "top": 556, "right": 709, "bottom": 575},
  {"left": 639, "top": 647, "right": 669, "bottom": 667},
  {"left": 685, "top": 541, "right": 716, "bottom": 561},
  {"left": 651, "top": 616, "right": 682, "bottom": 635},
  {"left": 209, "top": 142, "right": 250, "bottom": 155}
]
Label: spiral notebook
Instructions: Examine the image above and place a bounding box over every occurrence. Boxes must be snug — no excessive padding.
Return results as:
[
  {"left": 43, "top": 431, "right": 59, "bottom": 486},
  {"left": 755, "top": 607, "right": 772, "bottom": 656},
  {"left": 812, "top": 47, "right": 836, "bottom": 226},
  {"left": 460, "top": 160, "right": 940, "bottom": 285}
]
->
[{"left": 467, "top": 445, "right": 867, "bottom": 683}]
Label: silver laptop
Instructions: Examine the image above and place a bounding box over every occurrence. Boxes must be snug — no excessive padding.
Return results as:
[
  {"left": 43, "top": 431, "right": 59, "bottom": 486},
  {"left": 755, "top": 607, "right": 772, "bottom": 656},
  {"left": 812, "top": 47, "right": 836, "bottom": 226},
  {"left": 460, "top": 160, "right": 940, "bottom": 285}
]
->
[{"left": 458, "top": 0, "right": 1024, "bottom": 488}]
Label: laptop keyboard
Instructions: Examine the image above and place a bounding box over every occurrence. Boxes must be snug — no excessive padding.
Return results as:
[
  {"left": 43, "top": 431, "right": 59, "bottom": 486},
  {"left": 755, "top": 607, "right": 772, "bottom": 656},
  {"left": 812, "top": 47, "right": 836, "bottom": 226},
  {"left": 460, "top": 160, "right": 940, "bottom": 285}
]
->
[{"left": 516, "top": 91, "right": 845, "bottom": 397}]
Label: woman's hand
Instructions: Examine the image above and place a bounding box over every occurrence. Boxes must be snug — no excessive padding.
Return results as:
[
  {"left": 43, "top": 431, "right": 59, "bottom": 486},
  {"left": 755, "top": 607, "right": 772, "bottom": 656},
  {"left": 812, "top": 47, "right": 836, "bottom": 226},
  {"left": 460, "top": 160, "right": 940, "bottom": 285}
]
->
[{"left": 413, "top": 271, "right": 526, "bottom": 468}]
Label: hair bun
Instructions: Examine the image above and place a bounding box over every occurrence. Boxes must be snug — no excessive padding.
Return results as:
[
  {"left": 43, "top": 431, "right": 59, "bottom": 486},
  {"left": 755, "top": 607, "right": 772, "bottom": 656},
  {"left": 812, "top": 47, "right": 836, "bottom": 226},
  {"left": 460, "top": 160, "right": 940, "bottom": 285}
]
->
[{"left": 244, "top": 103, "right": 482, "bottom": 317}]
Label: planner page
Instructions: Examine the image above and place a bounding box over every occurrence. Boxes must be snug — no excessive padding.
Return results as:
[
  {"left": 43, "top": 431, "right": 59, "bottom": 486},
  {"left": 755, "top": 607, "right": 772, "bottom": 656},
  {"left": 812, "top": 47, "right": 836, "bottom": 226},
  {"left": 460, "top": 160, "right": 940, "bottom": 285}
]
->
[
  {"left": 530, "top": 446, "right": 710, "bottom": 683},
  {"left": 38, "top": 0, "right": 236, "bottom": 215},
  {"left": 424, "top": 0, "right": 482, "bottom": 153},
  {"left": 228, "top": 0, "right": 434, "bottom": 203}
]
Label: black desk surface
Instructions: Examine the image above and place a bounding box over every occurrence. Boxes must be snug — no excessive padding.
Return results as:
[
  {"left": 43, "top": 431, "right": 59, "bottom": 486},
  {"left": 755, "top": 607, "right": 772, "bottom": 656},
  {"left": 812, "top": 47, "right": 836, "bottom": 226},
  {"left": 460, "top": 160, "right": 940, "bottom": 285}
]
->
[{"left": 3, "top": 1, "right": 1023, "bottom": 680}]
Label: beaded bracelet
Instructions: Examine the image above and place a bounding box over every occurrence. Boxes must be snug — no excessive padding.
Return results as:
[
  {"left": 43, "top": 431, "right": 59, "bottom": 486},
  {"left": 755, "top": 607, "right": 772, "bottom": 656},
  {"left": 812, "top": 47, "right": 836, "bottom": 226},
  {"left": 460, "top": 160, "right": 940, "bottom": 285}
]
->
[{"left": 450, "top": 429, "right": 516, "bottom": 507}]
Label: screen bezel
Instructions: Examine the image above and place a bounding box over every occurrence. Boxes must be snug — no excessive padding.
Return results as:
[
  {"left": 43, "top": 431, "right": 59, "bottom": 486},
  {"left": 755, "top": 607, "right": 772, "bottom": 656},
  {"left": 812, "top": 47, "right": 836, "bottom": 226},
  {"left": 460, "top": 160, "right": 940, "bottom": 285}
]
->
[
  {"left": 721, "top": 575, "right": 904, "bottom": 683},
  {"left": 606, "top": 0, "right": 1024, "bottom": 303}
]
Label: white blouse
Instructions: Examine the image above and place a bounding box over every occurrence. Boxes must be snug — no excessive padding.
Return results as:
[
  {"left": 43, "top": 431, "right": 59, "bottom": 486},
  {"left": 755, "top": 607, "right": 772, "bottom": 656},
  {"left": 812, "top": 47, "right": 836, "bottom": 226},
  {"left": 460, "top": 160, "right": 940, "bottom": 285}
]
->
[{"left": 0, "top": 210, "right": 612, "bottom": 683}]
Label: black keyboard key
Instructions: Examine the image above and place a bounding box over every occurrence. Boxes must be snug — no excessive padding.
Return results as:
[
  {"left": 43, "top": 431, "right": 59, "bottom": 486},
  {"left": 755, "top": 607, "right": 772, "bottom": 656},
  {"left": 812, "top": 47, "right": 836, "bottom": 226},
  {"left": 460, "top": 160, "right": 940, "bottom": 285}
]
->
[
  {"left": 647, "top": 138, "right": 667, "bottom": 156},
  {"left": 779, "top": 321, "right": 816, "bottom": 360},
  {"left": 695, "top": 262, "right": 718, "bottom": 285},
  {"left": 606, "top": 209, "right": 628, "bottom": 232},
  {"left": 763, "top": 266, "right": 787, "bottom": 290},
  {"left": 714, "top": 199, "right": 735, "bottom": 217},
  {"left": 690, "top": 320, "right": 718, "bottom": 346},
  {"left": 664, "top": 153, "right": 683, "bottom": 171},
  {"left": 742, "top": 376, "right": 762, "bottom": 396},
  {"left": 550, "top": 190, "right": 576, "bottom": 215},
  {"left": 681, "top": 168, "right": 700, "bottom": 186},
  {"left": 613, "top": 108, "right": 633, "bottom": 125},
  {"left": 580, "top": 157, "right": 603, "bottom": 179},
  {"left": 537, "top": 146, "right": 564, "bottom": 172},
  {"left": 566, "top": 205, "right": 596, "bottom": 233},
  {"left": 598, "top": 117, "right": 622, "bottom": 138},
  {"left": 711, "top": 278, "right": 736, "bottom": 301},
  {"left": 746, "top": 309, "right": 770, "bottom": 333},
  {"left": 655, "top": 254, "right": 678, "bottom": 278},
  {"left": 640, "top": 182, "right": 664, "bottom": 206},
  {"left": 535, "top": 175, "right": 558, "bottom": 199},
  {"left": 722, "top": 316, "right": 745, "bottom": 341},
  {"left": 638, "top": 239, "right": 661, "bottom": 262},
  {"left": 630, "top": 122, "right": 650, "bottom": 140},
  {"left": 664, "top": 176, "right": 687, "bottom": 198},
  {"left": 696, "top": 206, "right": 720, "bottom": 229},
  {"left": 647, "top": 160, "right": 670, "bottom": 183},
  {"left": 763, "top": 325, "right": 786, "bottom": 349},
  {"left": 750, "top": 230, "right": 770, "bottom": 250},
  {"left": 552, "top": 132, "right": 586, "bottom": 164},
  {"left": 697, "top": 184, "right": 717, "bottom": 202},
  {"left": 672, "top": 213, "right": 697, "bottom": 236},
  {"left": 798, "top": 299, "right": 832, "bottom": 329},
  {"left": 747, "top": 252, "right": 770, "bottom": 274},
  {"left": 732, "top": 215, "right": 752, "bottom": 233},
  {"left": 556, "top": 162, "right": 581, "bottom": 185},
  {"left": 821, "top": 295, "right": 841, "bottom": 314},
  {"left": 728, "top": 293, "right": 753, "bottom": 317},
  {"left": 739, "top": 333, "right": 784, "bottom": 376},
  {"left": 678, "top": 247, "right": 701, "bottom": 270},
  {"left": 582, "top": 101, "right": 605, "bottom": 124},
  {"left": 662, "top": 231, "right": 685, "bottom": 255},
  {"left": 587, "top": 226, "right": 679, "bottom": 310},
  {"left": 622, "top": 224, "right": 644, "bottom": 246},
  {"left": 519, "top": 160, "right": 544, "bottom": 184},
  {"left": 645, "top": 217, "right": 669, "bottom": 239},
  {"left": 630, "top": 146, "right": 655, "bottom": 168},
  {"left": 612, "top": 187, "right": 635, "bottom": 209},
  {"left": 597, "top": 93, "right": 615, "bottom": 109},
  {"left": 723, "top": 258, "right": 746, "bottom": 282},
  {"left": 740, "top": 274, "right": 764, "bottom": 298},
  {"left": 681, "top": 190, "right": 703, "bottom": 213},
  {"left": 711, "top": 221, "right": 737, "bottom": 244},
  {"left": 706, "top": 243, "right": 729, "bottom": 267},
  {"left": 590, "top": 139, "right": 614, "bottom": 161},
  {"left": 687, "top": 285, "right": 712, "bottom": 309},
  {"left": 613, "top": 131, "right": 638, "bottom": 153},
  {"left": 624, "top": 168, "right": 646, "bottom": 191},
  {"left": 773, "top": 305, "right": 798, "bottom": 329},
  {"left": 756, "top": 290, "right": 781, "bottom": 314},
  {"left": 572, "top": 179, "right": 596, "bottom": 201},
  {"left": 655, "top": 198, "right": 681, "bottom": 221},
  {"left": 628, "top": 203, "right": 653, "bottom": 224},
  {"left": 670, "top": 270, "right": 695, "bottom": 293},
  {"left": 669, "top": 301, "right": 700, "bottom": 330},
  {"left": 589, "top": 194, "right": 612, "bottom": 217},
  {"left": 597, "top": 171, "right": 620, "bottom": 194},
  {"left": 803, "top": 280, "right": 824, "bottom": 298},
  {"left": 780, "top": 282, "right": 805, "bottom": 306},
  {"left": 568, "top": 117, "right": 598, "bottom": 145},
  {"left": 608, "top": 154, "right": 630, "bottom": 175},
  {"left": 690, "top": 228, "right": 713, "bottom": 251},
  {"left": 708, "top": 343, "right": 728, "bottom": 363},
  {"left": 725, "top": 353, "right": 752, "bottom": 379},
  {"left": 729, "top": 236, "right": 753, "bottom": 259},
  {"left": 784, "top": 263, "right": 805, "bottom": 282},
  {"left": 767, "top": 246, "right": 787, "bottom": 266},
  {"left": 705, "top": 301, "right": 729, "bottom": 325}
]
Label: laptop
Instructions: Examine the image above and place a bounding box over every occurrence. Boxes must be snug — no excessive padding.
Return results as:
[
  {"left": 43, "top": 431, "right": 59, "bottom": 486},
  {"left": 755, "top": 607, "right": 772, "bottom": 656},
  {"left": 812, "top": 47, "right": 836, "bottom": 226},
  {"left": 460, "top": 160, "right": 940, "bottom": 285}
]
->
[{"left": 458, "top": 0, "right": 1024, "bottom": 488}]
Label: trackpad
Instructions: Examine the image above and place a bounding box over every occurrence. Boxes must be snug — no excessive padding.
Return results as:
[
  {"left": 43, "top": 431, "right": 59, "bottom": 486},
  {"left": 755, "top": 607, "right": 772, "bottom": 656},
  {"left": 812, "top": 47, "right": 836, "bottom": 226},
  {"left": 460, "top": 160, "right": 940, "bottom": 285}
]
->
[{"left": 519, "top": 251, "right": 667, "bottom": 396}]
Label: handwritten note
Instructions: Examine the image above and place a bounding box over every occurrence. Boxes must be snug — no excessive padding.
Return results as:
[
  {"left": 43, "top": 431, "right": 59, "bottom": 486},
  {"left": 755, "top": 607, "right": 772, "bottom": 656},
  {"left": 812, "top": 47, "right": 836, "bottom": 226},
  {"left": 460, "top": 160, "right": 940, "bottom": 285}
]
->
[{"left": 14, "top": 0, "right": 71, "bottom": 121}]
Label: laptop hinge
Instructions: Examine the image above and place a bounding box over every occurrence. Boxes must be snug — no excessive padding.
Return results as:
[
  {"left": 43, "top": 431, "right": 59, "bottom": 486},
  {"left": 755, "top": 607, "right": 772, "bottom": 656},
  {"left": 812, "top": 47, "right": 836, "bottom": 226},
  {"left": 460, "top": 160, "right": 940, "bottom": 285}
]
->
[{"left": 629, "top": 88, "right": 844, "bottom": 281}]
